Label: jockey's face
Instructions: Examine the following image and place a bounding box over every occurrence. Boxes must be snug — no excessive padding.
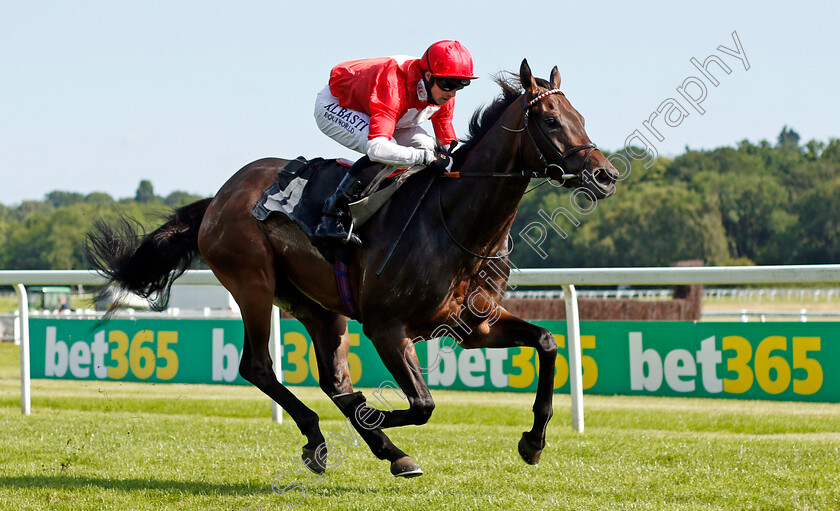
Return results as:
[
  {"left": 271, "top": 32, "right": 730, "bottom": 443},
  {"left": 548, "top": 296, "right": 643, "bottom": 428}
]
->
[{"left": 424, "top": 71, "right": 460, "bottom": 105}]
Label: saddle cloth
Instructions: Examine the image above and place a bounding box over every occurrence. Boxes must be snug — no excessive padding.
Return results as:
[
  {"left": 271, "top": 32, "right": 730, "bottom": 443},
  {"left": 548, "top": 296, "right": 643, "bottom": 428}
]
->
[{"left": 251, "top": 156, "right": 426, "bottom": 252}]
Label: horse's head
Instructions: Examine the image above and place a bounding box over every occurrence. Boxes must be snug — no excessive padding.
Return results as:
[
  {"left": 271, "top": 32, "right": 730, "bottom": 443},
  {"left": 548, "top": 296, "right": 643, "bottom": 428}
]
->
[{"left": 518, "top": 59, "right": 617, "bottom": 199}]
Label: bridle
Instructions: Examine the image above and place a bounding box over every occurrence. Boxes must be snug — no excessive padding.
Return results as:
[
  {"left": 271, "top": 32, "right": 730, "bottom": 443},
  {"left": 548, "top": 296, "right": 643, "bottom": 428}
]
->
[
  {"left": 519, "top": 89, "right": 598, "bottom": 184},
  {"left": 437, "top": 88, "right": 597, "bottom": 261}
]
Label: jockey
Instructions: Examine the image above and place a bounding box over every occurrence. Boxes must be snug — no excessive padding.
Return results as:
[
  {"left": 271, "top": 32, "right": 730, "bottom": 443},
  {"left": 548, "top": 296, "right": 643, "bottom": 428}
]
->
[{"left": 312, "top": 40, "right": 478, "bottom": 246}]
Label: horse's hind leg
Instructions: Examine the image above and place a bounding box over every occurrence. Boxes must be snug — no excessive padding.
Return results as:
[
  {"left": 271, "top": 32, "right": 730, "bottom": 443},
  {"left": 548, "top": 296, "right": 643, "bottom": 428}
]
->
[
  {"left": 288, "top": 299, "right": 420, "bottom": 477},
  {"left": 202, "top": 244, "right": 327, "bottom": 472},
  {"left": 236, "top": 286, "right": 330, "bottom": 470}
]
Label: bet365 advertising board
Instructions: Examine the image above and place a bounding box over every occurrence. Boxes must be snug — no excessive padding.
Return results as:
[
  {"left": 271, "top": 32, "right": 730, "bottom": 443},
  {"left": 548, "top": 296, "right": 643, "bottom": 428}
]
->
[{"left": 28, "top": 318, "right": 838, "bottom": 402}]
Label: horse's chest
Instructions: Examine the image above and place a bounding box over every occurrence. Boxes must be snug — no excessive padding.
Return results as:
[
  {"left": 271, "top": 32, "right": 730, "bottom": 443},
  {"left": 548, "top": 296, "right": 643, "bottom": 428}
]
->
[{"left": 436, "top": 278, "right": 504, "bottom": 328}]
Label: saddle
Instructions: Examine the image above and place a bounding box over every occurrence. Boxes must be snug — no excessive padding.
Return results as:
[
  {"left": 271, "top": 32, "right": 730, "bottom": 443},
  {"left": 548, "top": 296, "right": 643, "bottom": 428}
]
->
[{"left": 251, "top": 156, "right": 426, "bottom": 261}]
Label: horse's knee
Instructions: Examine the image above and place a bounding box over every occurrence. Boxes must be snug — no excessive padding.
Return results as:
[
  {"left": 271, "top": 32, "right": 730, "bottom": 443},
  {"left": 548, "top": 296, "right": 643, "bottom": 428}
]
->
[{"left": 409, "top": 397, "right": 435, "bottom": 425}]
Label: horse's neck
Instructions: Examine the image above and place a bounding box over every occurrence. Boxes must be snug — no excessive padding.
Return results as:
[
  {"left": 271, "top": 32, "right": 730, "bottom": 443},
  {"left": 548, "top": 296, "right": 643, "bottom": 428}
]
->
[{"left": 442, "top": 103, "right": 529, "bottom": 251}]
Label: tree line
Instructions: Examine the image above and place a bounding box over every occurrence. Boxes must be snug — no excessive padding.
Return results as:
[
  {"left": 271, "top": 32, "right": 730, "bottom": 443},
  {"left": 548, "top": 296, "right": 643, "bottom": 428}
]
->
[
  {"left": 0, "top": 181, "right": 204, "bottom": 270},
  {"left": 0, "top": 128, "right": 838, "bottom": 270},
  {"left": 511, "top": 127, "right": 840, "bottom": 268}
]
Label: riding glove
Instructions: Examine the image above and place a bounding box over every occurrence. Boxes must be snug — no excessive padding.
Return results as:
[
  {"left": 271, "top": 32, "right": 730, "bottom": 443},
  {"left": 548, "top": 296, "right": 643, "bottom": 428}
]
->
[{"left": 424, "top": 147, "right": 454, "bottom": 173}]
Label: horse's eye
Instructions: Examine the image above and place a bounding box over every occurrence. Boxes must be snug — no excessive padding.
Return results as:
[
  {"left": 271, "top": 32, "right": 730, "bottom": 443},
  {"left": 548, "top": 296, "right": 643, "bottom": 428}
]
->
[{"left": 544, "top": 116, "right": 559, "bottom": 128}]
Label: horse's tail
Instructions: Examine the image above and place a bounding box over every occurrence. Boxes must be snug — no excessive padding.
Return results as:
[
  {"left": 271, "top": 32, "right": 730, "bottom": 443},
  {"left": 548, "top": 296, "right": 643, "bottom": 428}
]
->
[{"left": 85, "top": 198, "right": 213, "bottom": 313}]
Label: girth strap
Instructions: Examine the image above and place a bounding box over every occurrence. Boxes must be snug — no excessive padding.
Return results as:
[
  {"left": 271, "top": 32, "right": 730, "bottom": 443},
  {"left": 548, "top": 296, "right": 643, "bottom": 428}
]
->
[{"left": 334, "top": 258, "right": 359, "bottom": 319}]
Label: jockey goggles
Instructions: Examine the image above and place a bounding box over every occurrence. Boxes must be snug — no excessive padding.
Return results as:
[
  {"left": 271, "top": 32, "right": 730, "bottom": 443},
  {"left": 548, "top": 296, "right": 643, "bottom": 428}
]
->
[{"left": 435, "top": 76, "right": 471, "bottom": 91}]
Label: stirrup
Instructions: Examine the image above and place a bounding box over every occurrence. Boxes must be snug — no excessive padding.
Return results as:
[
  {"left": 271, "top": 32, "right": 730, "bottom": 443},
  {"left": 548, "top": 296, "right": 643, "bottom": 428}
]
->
[
  {"left": 343, "top": 219, "right": 361, "bottom": 246},
  {"left": 313, "top": 215, "right": 362, "bottom": 246}
]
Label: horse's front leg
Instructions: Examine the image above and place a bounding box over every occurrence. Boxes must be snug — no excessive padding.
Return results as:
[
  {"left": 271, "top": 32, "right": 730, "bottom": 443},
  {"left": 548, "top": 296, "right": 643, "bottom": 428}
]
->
[
  {"left": 300, "top": 312, "right": 425, "bottom": 477},
  {"left": 334, "top": 324, "right": 437, "bottom": 431},
  {"left": 322, "top": 324, "right": 433, "bottom": 477},
  {"left": 361, "top": 325, "right": 437, "bottom": 430},
  {"left": 457, "top": 308, "right": 558, "bottom": 465}
]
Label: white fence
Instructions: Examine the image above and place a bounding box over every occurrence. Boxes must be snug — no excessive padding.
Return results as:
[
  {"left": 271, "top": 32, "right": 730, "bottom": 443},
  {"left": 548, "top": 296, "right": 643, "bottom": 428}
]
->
[
  {"left": 509, "top": 287, "right": 840, "bottom": 302},
  {"left": 3, "top": 264, "right": 840, "bottom": 433},
  {"left": 504, "top": 287, "right": 840, "bottom": 322}
]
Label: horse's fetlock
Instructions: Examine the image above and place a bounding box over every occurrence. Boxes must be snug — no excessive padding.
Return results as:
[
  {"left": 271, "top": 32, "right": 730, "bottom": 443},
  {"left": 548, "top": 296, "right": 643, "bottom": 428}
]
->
[{"left": 537, "top": 407, "right": 553, "bottom": 424}]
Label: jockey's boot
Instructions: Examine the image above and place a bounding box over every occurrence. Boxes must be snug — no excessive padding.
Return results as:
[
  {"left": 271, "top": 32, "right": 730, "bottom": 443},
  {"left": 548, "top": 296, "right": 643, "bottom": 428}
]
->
[{"left": 313, "top": 158, "right": 370, "bottom": 246}]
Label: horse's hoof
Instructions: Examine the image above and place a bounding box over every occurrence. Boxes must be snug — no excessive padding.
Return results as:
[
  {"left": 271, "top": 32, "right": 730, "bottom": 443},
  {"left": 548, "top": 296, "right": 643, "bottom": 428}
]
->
[
  {"left": 390, "top": 456, "right": 423, "bottom": 478},
  {"left": 302, "top": 446, "right": 327, "bottom": 474},
  {"left": 518, "top": 433, "right": 543, "bottom": 465}
]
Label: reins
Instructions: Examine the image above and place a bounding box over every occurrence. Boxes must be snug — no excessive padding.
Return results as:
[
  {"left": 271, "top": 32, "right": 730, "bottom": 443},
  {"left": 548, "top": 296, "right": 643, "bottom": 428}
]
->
[{"left": 437, "top": 178, "right": 513, "bottom": 261}]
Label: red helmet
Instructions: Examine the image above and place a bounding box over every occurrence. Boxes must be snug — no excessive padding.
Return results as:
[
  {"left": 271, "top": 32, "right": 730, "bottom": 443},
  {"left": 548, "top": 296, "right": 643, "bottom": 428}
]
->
[{"left": 421, "top": 40, "right": 478, "bottom": 80}]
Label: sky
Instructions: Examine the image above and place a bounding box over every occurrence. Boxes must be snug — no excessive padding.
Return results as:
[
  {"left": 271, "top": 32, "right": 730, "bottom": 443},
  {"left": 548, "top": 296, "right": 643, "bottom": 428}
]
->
[{"left": 1, "top": 0, "right": 838, "bottom": 205}]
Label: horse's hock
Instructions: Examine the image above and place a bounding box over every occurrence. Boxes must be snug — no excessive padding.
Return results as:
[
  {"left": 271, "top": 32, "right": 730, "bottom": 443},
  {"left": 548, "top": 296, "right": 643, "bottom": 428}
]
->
[{"left": 501, "top": 261, "right": 703, "bottom": 321}]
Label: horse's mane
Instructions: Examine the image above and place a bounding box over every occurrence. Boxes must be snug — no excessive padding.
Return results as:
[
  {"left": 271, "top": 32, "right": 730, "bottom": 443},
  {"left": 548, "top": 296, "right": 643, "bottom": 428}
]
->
[{"left": 453, "top": 72, "right": 552, "bottom": 166}]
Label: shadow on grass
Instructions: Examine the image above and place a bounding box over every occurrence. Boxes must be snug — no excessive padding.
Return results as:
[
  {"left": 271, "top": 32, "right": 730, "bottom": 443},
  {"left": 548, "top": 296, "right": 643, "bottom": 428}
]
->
[
  {"left": 0, "top": 474, "right": 405, "bottom": 501},
  {"left": 0, "top": 474, "right": 274, "bottom": 496}
]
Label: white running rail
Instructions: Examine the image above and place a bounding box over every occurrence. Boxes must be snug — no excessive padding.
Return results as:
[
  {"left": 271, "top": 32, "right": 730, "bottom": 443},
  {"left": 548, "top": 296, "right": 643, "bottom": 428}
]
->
[{"left": 4, "top": 265, "right": 840, "bottom": 432}]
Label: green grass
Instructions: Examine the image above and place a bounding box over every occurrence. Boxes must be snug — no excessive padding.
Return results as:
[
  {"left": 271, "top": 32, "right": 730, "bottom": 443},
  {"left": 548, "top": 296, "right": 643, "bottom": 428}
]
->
[{"left": 1, "top": 342, "right": 839, "bottom": 510}]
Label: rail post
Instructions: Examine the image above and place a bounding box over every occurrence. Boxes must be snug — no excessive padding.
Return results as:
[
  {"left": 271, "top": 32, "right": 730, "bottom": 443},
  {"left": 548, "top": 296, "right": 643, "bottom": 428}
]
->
[
  {"left": 14, "top": 284, "right": 31, "bottom": 415},
  {"left": 269, "top": 305, "right": 283, "bottom": 424},
  {"left": 563, "top": 284, "right": 584, "bottom": 433}
]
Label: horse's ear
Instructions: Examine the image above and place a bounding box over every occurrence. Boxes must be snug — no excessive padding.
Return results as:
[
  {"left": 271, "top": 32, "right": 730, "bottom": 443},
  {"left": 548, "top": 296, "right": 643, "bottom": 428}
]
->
[
  {"left": 520, "top": 59, "right": 537, "bottom": 91},
  {"left": 550, "top": 66, "right": 561, "bottom": 89}
]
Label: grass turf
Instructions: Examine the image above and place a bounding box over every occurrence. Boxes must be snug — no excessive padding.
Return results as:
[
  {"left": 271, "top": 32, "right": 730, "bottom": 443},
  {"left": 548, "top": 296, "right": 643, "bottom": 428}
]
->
[{"left": 1, "top": 342, "right": 839, "bottom": 510}]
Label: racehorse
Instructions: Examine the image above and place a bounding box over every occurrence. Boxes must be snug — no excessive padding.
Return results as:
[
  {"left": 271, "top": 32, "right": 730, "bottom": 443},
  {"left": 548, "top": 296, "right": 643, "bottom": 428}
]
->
[{"left": 86, "top": 59, "right": 618, "bottom": 478}]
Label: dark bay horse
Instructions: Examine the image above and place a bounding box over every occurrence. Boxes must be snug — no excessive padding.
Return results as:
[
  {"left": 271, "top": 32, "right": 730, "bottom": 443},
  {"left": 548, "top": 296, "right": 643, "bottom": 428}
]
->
[{"left": 86, "top": 59, "right": 618, "bottom": 478}]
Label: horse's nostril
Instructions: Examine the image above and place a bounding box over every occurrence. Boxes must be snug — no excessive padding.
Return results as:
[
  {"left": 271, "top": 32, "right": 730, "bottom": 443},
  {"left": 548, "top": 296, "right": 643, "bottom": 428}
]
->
[{"left": 593, "top": 168, "right": 614, "bottom": 187}]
